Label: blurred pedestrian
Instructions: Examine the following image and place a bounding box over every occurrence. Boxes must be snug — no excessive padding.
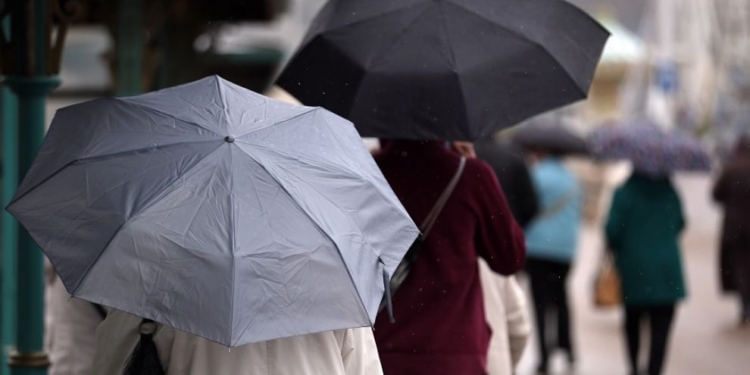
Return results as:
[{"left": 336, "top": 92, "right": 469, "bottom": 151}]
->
[
  {"left": 479, "top": 260, "right": 531, "bottom": 375},
  {"left": 474, "top": 138, "right": 539, "bottom": 228},
  {"left": 606, "top": 172, "right": 687, "bottom": 375},
  {"left": 712, "top": 136, "right": 750, "bottom": 326},
  {"left": 459, "top": 140, "right": 533, "bottom": 375},
  {"left": 373, "top": 140, "right": 526, "bottom": 375},
  {"left": 92, "top": 310, "right": 383, "bottom": 375},
  {"left": 523, "top": 150, "right": 582, "bottom": 374}
]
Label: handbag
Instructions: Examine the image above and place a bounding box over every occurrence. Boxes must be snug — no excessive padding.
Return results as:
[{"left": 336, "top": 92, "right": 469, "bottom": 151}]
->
[
  {"left": 380, "top": 157, "right": 467, "bottom": 321},
  {"left": 593, "top": 250, "right": 621, "bottom": 308}
]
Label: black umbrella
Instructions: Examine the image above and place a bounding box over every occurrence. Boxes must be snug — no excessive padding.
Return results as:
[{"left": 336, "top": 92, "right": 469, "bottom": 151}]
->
[
  {"left": 512, "top": 118, "right": 589, "bottom": 155},
  {"left": 277, "top": 0, "right": 609, "bottom": 141}
]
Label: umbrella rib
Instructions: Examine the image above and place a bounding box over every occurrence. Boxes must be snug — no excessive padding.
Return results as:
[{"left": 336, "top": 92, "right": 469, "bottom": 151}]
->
[
  {"left": 273, "top": 177, "right": 374, "bottom": 324},
  {"left": 7, "top": 139, "right": 220, "bottom": 208},
  {"left": 228, "top": 145, "right": 237, "bottom": 344},
  {"left": 437, "top": 1, "right": 472, "bottom": 140},
  {"left": 216, "top": 76, "right": 232, "bottom": 131},
  {"left": 120, "top": 98, "right": 222, "bottom": 137},
  {"left": 366, "top": 3, "right": 434, "bottom": 70},
  {"left": 240, "top": 114, "right": 407, "bottom": 224},
  {"left": 322, "top": 1, "right": 430, "bottom": 35},
  {"left": 449, "top": 0, "right": 607, "bottom": 64},
  {"left": 241, "top": 144, "right": 366, "bottom": 185},
  {"left": 234, "top": 108, "right": 317, "bottom": 140},
  {"left": 68, "top": 145, "right": 227, "bottom": 296},
  {"left": 443, "top": 1, "right": 539, "bottom": 51},
  {"left": 444, "top": 1, "right": 589, "bottom": 97},
  {"left": 71, "top": 139, "right": 219, "bottom": 165},
  {"left": 235, "top": 147, "right": 373, "bottom": 326},
  {"left": 24, "top": 146, "right": 220, "bottom": 255},
  {"left": 437, "top": 1, "right": 459, "bottom": 71}
]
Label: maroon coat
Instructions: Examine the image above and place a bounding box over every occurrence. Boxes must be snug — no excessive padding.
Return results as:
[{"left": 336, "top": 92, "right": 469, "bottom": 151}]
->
[{"left": 373, "top": 141, "right": 526, "bottom": 375}]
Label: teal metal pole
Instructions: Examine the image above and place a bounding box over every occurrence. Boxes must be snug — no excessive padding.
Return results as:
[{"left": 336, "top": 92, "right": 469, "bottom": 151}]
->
[
  {"left": 5, "top": 78, "right": 59, "bottom": 375},
  {"left": 4, "top": 0, "right": 60, "bottom": 373},
  {"left": 0, "top": 11, "right": 18, "bottom": 375},
  {"left": 117, "top": 0, "right": 143, "bottom": 96},
  {"left": 0, "top": 83, "right": 18, "bottom": 375}
]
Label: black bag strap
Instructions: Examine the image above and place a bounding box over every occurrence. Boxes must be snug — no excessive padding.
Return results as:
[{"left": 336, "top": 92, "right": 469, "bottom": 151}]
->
[
  {"left": 124, "top": 319, "right": 164, "bottom": 375},
  {"left": 380, "top": 157, "right": 466, "bottom": 321},
  {"left": 92, "top": 304, "right": 107, "bottom": 320},
  {"left": 421, "top": 157, "right": 467, "bottom": 236}
]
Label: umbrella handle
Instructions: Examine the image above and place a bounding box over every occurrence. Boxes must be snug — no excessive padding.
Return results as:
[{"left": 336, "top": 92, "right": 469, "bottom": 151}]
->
[{"left": 382, "top": 267, "right": 395, "bottom": 324}]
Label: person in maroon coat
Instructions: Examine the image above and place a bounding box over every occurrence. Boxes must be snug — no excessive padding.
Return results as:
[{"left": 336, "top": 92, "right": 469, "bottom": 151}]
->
[{"left": 373, "top": 140, "right": 526, "bottom": 375}]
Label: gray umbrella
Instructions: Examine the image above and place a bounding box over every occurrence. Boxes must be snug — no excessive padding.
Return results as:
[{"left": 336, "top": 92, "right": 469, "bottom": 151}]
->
[
  {"left": 7, "top": 76, "right": 419, "bottom": 347},
  {"left": 512, "top": 118, "right": 589, "bottom": 156}
]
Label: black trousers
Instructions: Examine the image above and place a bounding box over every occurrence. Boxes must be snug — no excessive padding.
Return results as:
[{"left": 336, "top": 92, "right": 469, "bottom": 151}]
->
[
  {"left": 624, "top": 304, "right": 676, "bottom": 375},
  {"left": 526, "top": 258, "right": 574, "bottom": 367},
  {"left": 732, "top": 252, "right": 750, "bottom": 321}
]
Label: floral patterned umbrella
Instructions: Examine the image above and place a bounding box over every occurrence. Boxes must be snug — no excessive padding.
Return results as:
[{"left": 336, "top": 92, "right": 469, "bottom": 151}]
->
[{"left": 589, "top": 122, "right": 711, "bottom": 176}]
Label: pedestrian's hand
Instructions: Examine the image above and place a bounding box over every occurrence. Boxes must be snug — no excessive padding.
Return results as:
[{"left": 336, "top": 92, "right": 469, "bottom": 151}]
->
[{"left": 452, "top": 141, "right": 476, "bottom": 158}]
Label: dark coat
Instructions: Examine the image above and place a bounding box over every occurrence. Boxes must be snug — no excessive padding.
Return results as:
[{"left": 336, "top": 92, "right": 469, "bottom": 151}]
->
[
  {"left": 605, "top": 174, "right": 687, "bottom": 306},
  {"left": 373, "top": 141, "right": 526, "bottom": 375},
  {"left": 712, "top": 138, "right": 750, "bottom": 293},
  {"left": 475, "top": 139, "right": 539, "bottom": 228}
]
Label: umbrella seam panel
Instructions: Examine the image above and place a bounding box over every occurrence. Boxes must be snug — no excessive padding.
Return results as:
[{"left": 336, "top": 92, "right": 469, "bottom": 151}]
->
[
  {"left": 235, "top": 146, "right": 374, "bottom": 326},
  {"left": 67, "top": 145, "right": 228, "bottom": 297},
  {"left": 120, "top": 97, "right": 223, "bottom": 137},
  {"left": 444, "top": 0, "right": 590, "bottom": 97}
]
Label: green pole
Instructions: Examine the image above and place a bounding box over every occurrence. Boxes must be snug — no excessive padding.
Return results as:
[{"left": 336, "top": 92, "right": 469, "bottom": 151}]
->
[
  {"left": 0, "top": 83, "right": 18, "bottom": 375},
  {"left": 3, "top": 0, "right": 61, "bottom": 373},
  {"left": 117, "top": 0, "right": 143, "bottom": 96},
  {"left": 0, "top": 11, "right": 18, "bottom": 375},
  {"left": 5, "top": 78, "right": 59, "bottom": 375}
]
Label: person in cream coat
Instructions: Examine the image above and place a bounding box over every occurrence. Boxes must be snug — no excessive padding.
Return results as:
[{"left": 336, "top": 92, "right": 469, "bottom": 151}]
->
[
  {"left": 91, "top": 310, "right": 384, "bottom": 375},
  {"left": 479, "top": 259, "right": 532, "bottom": 375}
]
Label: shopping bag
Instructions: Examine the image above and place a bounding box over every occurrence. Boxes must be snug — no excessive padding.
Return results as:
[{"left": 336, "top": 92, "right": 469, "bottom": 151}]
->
[{"left": 594, "top": 251, "right": 621, "bottom": 308}]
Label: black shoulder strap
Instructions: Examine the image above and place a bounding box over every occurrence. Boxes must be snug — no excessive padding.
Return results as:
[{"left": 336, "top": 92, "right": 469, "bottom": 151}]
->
[
  {"left": 420, "top": 157, "right": 467, "bottom": 236},
  {"left": 124, "top": 319, "right": 164, "bottom": 375},
  {"left": 92, "top": 304, "right": 107, "bottom": 320},
  {"left": 380, "top": 157, "right": 467, "bottom": 321}
]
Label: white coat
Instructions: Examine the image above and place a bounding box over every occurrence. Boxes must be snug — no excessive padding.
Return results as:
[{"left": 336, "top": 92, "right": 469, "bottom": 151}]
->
[
  {"left": 479, "top": 259, "right": 531, "bottom": 375},
  {"left": 91, "top": 310, "right": 384, "bottom": 375},
  {"left": 45, "top": 263, "right": 103, "bottom": 375}
]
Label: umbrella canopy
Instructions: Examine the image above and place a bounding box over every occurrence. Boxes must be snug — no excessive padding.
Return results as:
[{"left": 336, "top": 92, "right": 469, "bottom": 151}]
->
[
  {"left": 589, "top": 122, "right": 712, "bottom": 176},
  {"left": 511, "top": 118, "right": 589, "bottom": 155},
  {"left": 277, "top": 0, "right": 609, "bottom": 141},
  {"left": 7, "top": 76, "right": 419, "bottom": 347}
]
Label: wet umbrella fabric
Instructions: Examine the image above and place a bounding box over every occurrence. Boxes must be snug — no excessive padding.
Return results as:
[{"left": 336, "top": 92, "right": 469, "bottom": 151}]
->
[
  {"left": 512, "top": 119, "right": 589, "bottom": 156},
  {"left": 589, "top": 124, "right": 712, "bottom": 176},
  {"left": 277, "top": 0, "right": 609, "bottom": 141},
  {"left": 7, "top": 76, "right": 419, "bottom": 347}
]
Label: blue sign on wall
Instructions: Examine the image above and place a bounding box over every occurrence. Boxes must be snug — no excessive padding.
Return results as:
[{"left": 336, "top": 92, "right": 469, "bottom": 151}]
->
[{"left": 655, "top": 63, "right": 679, "bottom": 93}]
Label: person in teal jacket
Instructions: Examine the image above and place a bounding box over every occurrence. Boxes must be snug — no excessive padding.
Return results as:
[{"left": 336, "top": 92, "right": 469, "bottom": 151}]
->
[
  {"left": 524, "top": 154, "right": 582, "bottom": 374},
  {"left": 605, "top": 173, "right": 687, "bottom": 375}
]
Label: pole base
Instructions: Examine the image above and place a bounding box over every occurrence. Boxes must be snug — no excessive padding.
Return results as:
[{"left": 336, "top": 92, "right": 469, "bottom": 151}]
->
[{"left": 8, "top": 351, "right": 49, "bottom": 368}]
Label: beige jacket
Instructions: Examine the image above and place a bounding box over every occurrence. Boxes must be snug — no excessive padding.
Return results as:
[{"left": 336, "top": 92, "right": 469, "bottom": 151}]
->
[
  {"left": 45, "top": 265, "right": 102, "bottom": 375},
  {"left": 479, "top": 259, "right": 531, "bottom": 375},
  {"left": 92, "top": 310, "right": 383, "bottom": 375}
]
